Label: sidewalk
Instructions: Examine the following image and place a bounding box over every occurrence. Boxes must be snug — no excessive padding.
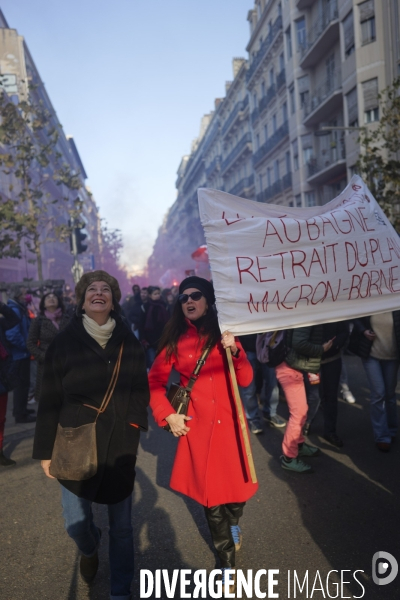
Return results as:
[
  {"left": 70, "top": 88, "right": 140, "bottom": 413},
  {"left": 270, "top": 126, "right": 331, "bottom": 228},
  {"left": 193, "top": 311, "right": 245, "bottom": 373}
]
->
[{"left": 3, "top": 392, "right": 37, "bottom": 448}]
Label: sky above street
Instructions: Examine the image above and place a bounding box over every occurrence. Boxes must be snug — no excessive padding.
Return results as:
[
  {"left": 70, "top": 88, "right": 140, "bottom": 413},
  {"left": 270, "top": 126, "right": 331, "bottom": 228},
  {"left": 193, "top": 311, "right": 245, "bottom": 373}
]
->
[{"left": 1, "top": 1, "right": 251, "bottom": 275}]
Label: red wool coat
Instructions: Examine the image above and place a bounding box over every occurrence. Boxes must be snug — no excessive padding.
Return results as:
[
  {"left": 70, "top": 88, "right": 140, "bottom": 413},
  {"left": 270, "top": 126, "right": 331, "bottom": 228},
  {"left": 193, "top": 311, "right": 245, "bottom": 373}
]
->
[{"left": 149, "top": 320, "right": 259, "bottom": 507}]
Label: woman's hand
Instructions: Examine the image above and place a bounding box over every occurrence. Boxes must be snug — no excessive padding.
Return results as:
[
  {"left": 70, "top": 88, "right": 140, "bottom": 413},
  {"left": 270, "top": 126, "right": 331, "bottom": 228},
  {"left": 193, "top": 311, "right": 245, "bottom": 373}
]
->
[
  {"left": 165, "top": 413, "right": 191, "bottom": 437},
  {"left": 221, "top": 331, "right": 238, "bottom": 356},
  {"left": 363, "top": 329, "right": 376, "bottom": 341},
  {"left": 41, "top": 460, "right": 56, "bottom": 479}
]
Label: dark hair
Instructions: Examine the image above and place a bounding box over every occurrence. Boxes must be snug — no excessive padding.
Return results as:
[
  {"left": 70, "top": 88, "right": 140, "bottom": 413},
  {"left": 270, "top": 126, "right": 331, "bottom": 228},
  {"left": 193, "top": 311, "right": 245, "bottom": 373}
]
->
[
  {"left": 157, "top": 302, "right": 220, "bottom": 361},
  {"left": 39, "top": 292, "right": 64, "bottom": 315},
  {"left": 147, "top": 286, "right": 160, "bottom": 296}
]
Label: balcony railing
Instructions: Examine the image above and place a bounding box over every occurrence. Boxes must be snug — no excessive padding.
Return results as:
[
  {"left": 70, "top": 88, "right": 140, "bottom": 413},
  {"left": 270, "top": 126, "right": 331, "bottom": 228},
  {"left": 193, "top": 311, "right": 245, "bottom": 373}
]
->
[
  {"left": 259, "top": 83, "right": 276, "bottom": 115},
  {"left": 253, "top": 121, "right": 289, "bottom": 167},
  {"left": 303, "top": 70, "right": 342, "bottom": 119},
  {"left": 307, "top": 145, "right": 346, "bottom": 178},
  {"left": 221, "top": 97, "right": 248, "bottom": 137},
  {"left": 282, "top": 171, "right": 292, "bottom": 189},
  {"left": 257, "top": 177, "right": 285, "bottom": 202},
  {"left": 247, "top": 15, "right": 283, "bottom": 84},
  {"left": 221, "top": 132, "right": 252, "bottom": 173},
  {"left": 276, "top": 68, "right": 286, "bottom": 90},
  {"left": 205, "top": 155, "right": 221, "bottom": 178},
  {"left": 300, "top": 0, "right": 338, "bottom": 60},
  {"left": 228, "top": 175, "right": 255, "bottom": 197}
]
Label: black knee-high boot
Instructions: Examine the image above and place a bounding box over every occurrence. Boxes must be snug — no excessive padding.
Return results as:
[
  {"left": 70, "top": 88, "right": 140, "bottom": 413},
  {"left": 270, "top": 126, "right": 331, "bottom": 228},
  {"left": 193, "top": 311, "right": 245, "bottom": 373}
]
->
[{"left": 204, "top": 505, "right": 235, "bottom": 567}]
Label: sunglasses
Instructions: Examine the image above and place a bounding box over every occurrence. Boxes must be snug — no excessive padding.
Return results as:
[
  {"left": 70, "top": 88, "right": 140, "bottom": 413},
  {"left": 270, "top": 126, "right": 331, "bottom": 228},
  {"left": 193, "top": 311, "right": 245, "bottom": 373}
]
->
[{"left": 178, "top": 291, "right": 204, "bottom": 304}]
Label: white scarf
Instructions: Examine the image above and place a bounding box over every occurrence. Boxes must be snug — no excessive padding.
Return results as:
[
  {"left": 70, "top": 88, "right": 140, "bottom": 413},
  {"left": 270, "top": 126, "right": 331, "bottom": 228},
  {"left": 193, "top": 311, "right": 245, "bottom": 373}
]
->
[{"left": 82, "top": 314, "right": 116, "bottom": 349}]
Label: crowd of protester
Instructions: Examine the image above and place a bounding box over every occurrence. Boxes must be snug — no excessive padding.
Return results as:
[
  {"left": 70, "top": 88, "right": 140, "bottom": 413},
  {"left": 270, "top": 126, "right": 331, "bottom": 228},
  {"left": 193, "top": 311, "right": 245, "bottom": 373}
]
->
[{"left": 0, "top": 273, "right": 398, "bottom": 596}]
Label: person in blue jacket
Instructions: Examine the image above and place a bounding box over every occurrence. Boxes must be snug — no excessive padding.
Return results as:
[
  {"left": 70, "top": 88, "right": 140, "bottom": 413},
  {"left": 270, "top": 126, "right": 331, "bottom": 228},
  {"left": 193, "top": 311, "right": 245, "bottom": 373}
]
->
[{"left": 5, "top": 286, "right": 35, "bottom": 423}]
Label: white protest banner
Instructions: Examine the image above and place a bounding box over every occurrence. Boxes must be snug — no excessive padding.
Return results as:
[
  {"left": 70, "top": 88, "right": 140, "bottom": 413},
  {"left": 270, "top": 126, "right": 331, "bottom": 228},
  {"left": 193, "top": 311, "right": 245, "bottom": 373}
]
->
[{"left": 198, "top": 176, "right": 400, "bottom": 335}]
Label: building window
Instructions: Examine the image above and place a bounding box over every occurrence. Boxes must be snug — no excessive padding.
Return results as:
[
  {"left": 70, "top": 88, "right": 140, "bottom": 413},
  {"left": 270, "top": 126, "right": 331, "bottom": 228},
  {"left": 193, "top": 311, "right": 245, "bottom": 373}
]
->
[
  {"left": 296, "top": 17, "right": 306, "bottom": 51},
  {"left": 292, "top": 139, "right": 299, "bottom": 171},
  {"left": 289, "top": 85, "right": 296, "bottom": 114},
  {"left": 274, "top": 159, "right": 280, "bottom": 182},
  {"left": 282, "top": 102, "right": 288, "bottom": 123},
  {"left": 253, "top": 93, "right": 257, "bottom": 108},
  {"left": 349, "top": 165, "right": 359, "bottom": 177},
  {"left": 302, "top": 133, "right": 314, "bottom": 166},
  {"left": 346, "top": 87, "right": 358, "bottom": 127},
  {"left": 269, "top": 68, "right": 274, "bottom": 87},
  {"left": 279, "top": 52, "right": 285, "bottom": 72},
  {"left": 256, "top": 133, "right": 260, "bottom": 150},
  {"left": 286, "top": 26, "right": 292, "bottom": 59},
  {"left": 261, "top": 80, "right": 266, "bottom": 97},
  {"left": 364, "top": 107, "right": 379, "bottom": 123},
  {"left": 362, "top": 78, "right": 379, "bottom": 123},
  {"left": 305, "top": 191, "right": 316, "bottom": 207},
  {"left": 343, "top": 11, "right": 355, "bottom": 57},
  {"left": 264, "top": 124, "right": 268, "bottom": 141},
  {"left": 359, "top": 0, "right": 376, "bottom": 45},
  {"left": 267, "top": 167, "right": 272, "bottom": 187},
  {"left": 298, "top": 74, "right": 310, "bottom": 109},
  {"left": 259, "top": 174, "right": 263, "bottom": 191},
  {"left": 285, "top": 151, "right": 291, "bottom": 174},
  {"left": 272, "top": 113, "right": 277, "bottom": 132},
  {"left": 295, "top": 194, "right": 302, "bottom": 207}
]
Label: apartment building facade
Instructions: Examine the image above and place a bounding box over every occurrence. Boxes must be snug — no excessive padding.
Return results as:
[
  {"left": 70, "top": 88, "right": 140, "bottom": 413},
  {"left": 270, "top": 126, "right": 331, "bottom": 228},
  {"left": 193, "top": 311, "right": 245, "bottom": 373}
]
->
[
  {"left": 0, "top": 10, "right": 102, "bottom": 286},
  {"left": 147, "top": 0, "right": 400, "bottom": 282}
]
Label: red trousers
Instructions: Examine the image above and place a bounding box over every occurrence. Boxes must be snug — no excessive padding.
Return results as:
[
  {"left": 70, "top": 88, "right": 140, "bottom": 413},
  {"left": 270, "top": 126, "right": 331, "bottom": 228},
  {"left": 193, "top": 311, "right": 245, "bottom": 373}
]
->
[
  {"left": 275, "top": 362, "right": 307, "bottom": 458},
  {"left": 0, "top": 393, "right": 8, "bottom": 449}
]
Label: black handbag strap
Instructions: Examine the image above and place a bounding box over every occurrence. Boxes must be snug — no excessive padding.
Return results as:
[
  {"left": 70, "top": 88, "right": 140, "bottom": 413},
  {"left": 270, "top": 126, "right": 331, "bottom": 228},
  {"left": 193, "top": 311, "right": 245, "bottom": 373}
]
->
[{"left": 185, "top": 345, "right": 212, "bottom": 393}]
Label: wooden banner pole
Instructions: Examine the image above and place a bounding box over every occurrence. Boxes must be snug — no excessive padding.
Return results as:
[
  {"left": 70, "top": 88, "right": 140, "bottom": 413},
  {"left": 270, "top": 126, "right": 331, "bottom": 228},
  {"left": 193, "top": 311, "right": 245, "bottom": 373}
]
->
[{"left": 226, "top": 347, "right": 258, "bottom": 484}]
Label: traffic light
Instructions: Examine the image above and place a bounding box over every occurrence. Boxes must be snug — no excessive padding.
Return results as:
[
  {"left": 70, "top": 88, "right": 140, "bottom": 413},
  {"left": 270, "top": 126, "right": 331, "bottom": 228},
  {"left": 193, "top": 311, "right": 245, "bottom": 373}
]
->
[
  {"left": 75, "top": 223, "right": 87, "bottom": 254},
  {"left": 69, "top": 219, "right": 88, "bottom": 255}
]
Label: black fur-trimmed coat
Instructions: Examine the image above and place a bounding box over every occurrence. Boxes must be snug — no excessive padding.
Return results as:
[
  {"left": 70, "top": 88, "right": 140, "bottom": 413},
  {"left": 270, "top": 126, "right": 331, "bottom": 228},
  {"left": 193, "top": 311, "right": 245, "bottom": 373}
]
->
[{"left": 32, "top": 315, "right": 149, "bottom": 504}]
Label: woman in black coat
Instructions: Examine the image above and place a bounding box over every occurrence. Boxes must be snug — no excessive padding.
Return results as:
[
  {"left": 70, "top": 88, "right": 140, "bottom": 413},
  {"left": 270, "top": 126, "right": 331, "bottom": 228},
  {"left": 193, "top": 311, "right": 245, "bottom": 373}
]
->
[
  {"left": 33, "top": 271, "right": 149, "bottom": 599},
  {"left": 26, "top": 292, "right": 70, "bottom": 401}
]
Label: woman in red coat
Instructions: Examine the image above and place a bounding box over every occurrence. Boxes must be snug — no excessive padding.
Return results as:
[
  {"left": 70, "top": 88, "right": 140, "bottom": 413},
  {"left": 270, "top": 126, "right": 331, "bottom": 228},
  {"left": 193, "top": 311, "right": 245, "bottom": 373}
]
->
[{"left": 149, "top": 276, "right": 258, "bottom": 574}]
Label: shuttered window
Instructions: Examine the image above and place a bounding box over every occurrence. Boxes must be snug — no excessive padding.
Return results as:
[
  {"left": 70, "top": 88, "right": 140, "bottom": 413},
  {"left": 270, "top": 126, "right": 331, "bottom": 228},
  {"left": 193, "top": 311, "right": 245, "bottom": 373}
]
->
[
  {"left": 343, "top": 11, "right": 355, "bottom": 56},
  {"left": 362, "top": 78, "right": 379, "bottom": 122},
  {"left": 346, "top": 87, "right": 358, "bottom": 126},
  {"left": 362, "top": 78, "right": 378, "bottom": 111},
  {"left": 359, "top": 0, "right": 374, "bottom": 22},
  {"left": 359, "top": 0, "right": 375, "bottom": 45}
]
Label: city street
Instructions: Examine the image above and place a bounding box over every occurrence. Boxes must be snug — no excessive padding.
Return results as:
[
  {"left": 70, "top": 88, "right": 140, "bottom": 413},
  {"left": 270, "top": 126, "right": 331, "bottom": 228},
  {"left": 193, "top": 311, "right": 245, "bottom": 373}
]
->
[{"left": 1, "top": 355, "right": 399, "bottom": 600}]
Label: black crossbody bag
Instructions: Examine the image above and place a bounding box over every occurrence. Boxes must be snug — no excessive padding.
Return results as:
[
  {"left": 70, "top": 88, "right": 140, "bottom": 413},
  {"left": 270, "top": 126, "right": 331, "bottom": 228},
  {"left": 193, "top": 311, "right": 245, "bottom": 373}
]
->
[{"left": 163, "top": 345, "right": 212, "bottom": 433}]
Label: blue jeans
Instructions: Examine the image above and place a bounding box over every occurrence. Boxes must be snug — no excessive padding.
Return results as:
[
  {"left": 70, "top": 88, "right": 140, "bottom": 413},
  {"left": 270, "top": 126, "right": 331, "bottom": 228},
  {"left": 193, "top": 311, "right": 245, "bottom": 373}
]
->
[
  {"left": 361, "top": 357, "right": 399, "bottom": 443},
  {"left": 260, "top": 362, "right": 279, "bottom": 418},
  {"left": 146, "top": 346, "right": 157, "bottom": 370},
  {"left": 239, "top": 352, "right": 278, "bottom": 425},
  {"left": 61, "top": 486, "right": 133, "bottom": 599}
]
